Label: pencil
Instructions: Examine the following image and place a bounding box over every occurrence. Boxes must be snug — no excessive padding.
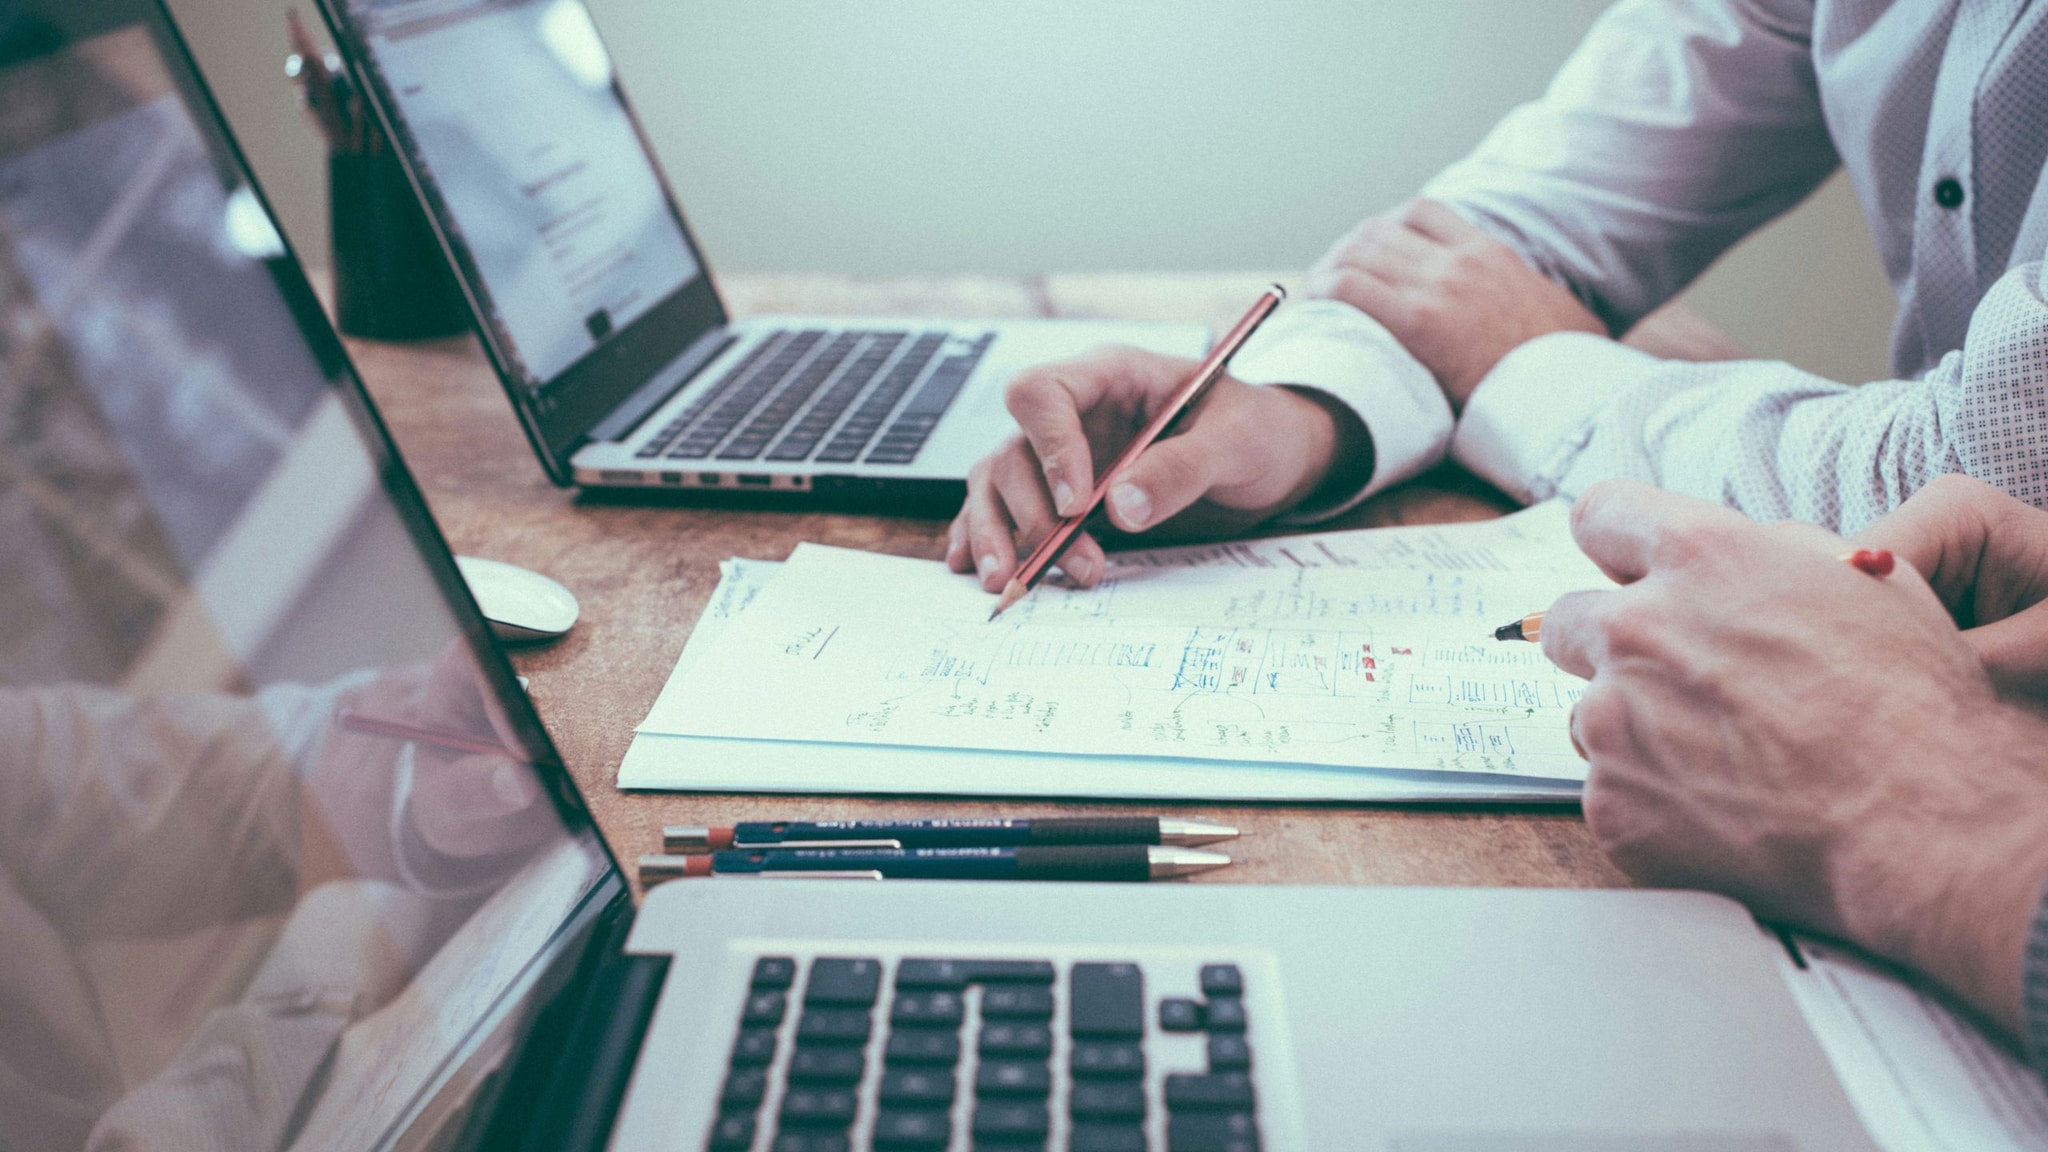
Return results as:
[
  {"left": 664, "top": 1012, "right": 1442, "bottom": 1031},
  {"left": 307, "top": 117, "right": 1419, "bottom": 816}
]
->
[
  {"left": 335, "top": 708, "right": 520, "bottom": 758},
  {"left": 988, "top": 284, "right": 1288, "bottom": 621},
  {"left": 1488, "top": 548, "right": 1897, "bottom": 642}
]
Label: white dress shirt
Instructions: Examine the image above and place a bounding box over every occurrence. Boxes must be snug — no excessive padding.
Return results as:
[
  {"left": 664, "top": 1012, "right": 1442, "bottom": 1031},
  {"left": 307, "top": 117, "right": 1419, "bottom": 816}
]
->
[{"left": 1232, "top": 0, "right": 2048, "bottom": 532}]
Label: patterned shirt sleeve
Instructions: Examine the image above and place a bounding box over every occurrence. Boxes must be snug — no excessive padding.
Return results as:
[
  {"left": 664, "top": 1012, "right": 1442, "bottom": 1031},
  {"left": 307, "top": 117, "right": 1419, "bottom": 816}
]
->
[
  {"left": 2025, "top": 876, "right": 2048, "bottom": 1070},
  {"left": 1449, "top": 258, "right": 2048, "bottom": 531}
]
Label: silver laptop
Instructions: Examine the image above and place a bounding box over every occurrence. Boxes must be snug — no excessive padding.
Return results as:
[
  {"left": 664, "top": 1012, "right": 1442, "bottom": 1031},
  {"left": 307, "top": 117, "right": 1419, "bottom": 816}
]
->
[
  {"left": 0, "top": 4, "right": 1875, "bottom": 1149},
  {"left": 314, "top": 0, "right": 1206, "bottom": 508}
]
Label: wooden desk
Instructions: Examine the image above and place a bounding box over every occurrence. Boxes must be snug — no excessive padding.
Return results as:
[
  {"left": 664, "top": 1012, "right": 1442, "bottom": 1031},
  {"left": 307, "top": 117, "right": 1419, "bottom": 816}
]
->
[{"left": 344, "top": 273, "right": 1627, "bottom": 892}]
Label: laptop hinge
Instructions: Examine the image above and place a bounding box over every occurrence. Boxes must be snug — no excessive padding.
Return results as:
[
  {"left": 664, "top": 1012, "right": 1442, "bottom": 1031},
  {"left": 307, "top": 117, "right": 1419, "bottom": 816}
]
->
[
  {"left": 587, "top": 327, "right": 738, "bottom": 444},
  {"left": 462, "top": 893, "right": 670, "bottom": 1152}
]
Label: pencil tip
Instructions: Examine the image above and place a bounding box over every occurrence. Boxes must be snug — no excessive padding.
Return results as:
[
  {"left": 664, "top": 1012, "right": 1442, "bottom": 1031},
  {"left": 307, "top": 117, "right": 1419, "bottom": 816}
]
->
[{"left": 988, "top": 580, "right": 1026, "bottom": 622}]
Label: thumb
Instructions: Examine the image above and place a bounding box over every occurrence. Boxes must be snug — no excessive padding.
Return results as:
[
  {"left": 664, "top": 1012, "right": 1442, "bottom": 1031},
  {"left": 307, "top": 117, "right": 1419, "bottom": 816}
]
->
[{"left": 1103, "top": 426, "right": 1231, "bottom": 533}]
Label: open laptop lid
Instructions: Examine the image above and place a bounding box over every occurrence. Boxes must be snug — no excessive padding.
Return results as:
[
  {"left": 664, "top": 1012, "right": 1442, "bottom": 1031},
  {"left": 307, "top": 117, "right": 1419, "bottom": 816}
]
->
[
  {"left": 0, "top": 2, "right": 633, "bottom": 1147},
  {"left": 318, "top": 0, "right": 728, "bottom": 483}
]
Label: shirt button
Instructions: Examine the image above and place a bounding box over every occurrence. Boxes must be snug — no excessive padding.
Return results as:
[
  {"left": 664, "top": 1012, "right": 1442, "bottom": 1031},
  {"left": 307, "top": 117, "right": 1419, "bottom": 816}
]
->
[{"left": 1933, "top": 177, "right": 1965, "bottom": 209}]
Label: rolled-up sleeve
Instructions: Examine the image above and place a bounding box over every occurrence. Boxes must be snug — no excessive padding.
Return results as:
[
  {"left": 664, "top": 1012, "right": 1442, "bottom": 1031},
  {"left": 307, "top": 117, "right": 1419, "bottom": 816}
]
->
[{"left": 1421, "top": 0, "right": 1839, "bottom": 335}]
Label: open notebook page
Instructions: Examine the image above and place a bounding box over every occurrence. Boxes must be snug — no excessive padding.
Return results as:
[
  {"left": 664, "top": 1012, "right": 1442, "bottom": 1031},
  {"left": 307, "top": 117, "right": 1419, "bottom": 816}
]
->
[{"left": 638, "top": 502, "right": 1606, "bottom": 782}]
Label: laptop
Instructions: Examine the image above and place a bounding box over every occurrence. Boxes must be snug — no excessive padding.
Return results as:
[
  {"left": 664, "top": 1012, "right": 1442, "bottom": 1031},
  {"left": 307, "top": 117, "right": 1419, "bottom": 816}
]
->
[
  {"left": 0, "top": 4, "right": 1877, "bottom": 1149},
  {"left": 311, "top": 0, "right": 1207, "bottom": 508}
]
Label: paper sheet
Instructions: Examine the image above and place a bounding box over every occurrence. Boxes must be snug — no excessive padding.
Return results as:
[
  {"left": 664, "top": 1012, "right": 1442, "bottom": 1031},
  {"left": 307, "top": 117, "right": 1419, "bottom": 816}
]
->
[
  {"left": 638, "top": 503, "right": 1604, "bottom": 783},
  {"left": 1778, "top": 936, "right": 2048, "bottom": 1151}
]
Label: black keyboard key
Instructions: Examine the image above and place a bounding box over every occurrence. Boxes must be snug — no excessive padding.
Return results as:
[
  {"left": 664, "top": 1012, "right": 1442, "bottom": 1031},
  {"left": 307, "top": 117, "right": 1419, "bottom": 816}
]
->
[
  {"left": 1204, "top": 998, "right": 1247, "bottom": 1032},
  {"left": 1071, "top": 1123, "right": 1147, "bottom": 1152},
  {"left": 1207, "top": 1033, "right": 1252, "bottom": 1071},
  {"left": 805, "top": 958, "right": 882, "bottom": 1006},
  {"left": 742, "top": 990, "right": 787, "bottom": 1026},
  {"left": 753, "top": 956, "right": 797, "bottom": 988},
  {"left": 788, "top": 1045, "right": 865, "bottom": 1084},
  {"left": 892, "top": 990, "right": 965, "bottom": 1028},
  {"left": 981, "top": 985, "right": 1053, "bottom": 1020},
  {"left": 707, "top": 1110, "right": 756, "bottom": 1150},
  {"left": 1165, "top": 1072, "right": 1255, "bottom": 1111},
  {"left": 976, "top": 1058, "right": 1051, "bottom": 1097},
  {"left": 900, "top": 340, "right": 990, "bottom": 418},
  {"left": 1069, "top": 963, "right": 1144, "bottom": 1038},
  {"left": 731, "top": 1028, "right": 777, "bottom": 1065},
  {"left": 797, "top": 1008, "right": 872, "bottom": 1045},
  {"left": 779, "top": 1087, "right": 857, "bottom": 1127},
  {"left": 895, "top": 958, "right": 971, "bottom": 989},
  {"left": 770, "top": 1133, "right": 849, "bottom": 1152},
  {"left": 1071, "top": 1081, "right": 1146, "bottom": 1120},
  {"left": 886, "top": 1029, "right": 961, "bottom": 1065},
  {"left": 1159, "top": 997, "right": 1204, "bottom": 1031},
  {"left": 967, "top": 960, "right": 1057, "bottom": 983},
  {"left": 721, "top": 1067, "right": 768, "bottom": 1108},
  {"left": 879, "top": 1067, "right": 956, "bottom": 1106},
  {"left": 1199, "top": 964, "right": 1243, "bottom": 997},
  {"left": 1070, "top": 1041, "right": 1144, "bottom": 1079},
  {"left": 1167, "top": 1111, "right": 1260, "bottom": 1152},
  {"left": 978, "top": 1021, "right": 1053, "bottom": 1057},
  {"left": 872, "top": 1108, "right": 950, "bottom": 1149},
  {"left": 972, "top": 1101, "right": 1049, "bottom": 1141}
]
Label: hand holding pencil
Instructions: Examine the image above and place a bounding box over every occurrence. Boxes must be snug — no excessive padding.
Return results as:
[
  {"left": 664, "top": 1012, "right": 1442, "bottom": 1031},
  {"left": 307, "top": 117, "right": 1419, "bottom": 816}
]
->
[{"left": 947, "top": 288, "right": 1373, "bottom": 602}]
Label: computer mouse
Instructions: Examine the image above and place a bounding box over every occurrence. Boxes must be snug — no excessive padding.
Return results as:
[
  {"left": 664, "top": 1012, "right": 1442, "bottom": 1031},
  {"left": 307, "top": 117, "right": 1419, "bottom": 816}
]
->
[{"left": 455, "top": 556, "right": 579, "bottom": 642}]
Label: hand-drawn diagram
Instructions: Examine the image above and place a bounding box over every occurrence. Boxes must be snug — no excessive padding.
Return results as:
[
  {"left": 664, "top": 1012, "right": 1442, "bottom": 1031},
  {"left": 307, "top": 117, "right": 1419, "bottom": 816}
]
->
[{"left": 647, "top": 504, "right": 1608, "bottom": 781}]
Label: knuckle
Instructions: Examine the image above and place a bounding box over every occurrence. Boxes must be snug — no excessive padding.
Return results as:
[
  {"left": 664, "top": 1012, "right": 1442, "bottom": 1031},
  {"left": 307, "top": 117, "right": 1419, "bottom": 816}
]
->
[{"left": 1597, "top": 599, "right": 1666, "bottom": 660}]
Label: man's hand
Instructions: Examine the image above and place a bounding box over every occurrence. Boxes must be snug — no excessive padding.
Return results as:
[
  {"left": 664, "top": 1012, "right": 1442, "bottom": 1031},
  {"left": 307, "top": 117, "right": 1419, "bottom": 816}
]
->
[
  {"left": 946, "top": 345, "right": 1367, "bottom": 591},
  {"left": 1307, "top": 199, "right": 1604, "bottom": 408},
  {"left": 1540, "top": 479, "right": 2048, "bottom": 1039},
  {"left": 1853, "top": 474, "right": 2048, "bottom": 702},
  {"left": 302, "top": 645, "right": 557, "bottom": 893}
]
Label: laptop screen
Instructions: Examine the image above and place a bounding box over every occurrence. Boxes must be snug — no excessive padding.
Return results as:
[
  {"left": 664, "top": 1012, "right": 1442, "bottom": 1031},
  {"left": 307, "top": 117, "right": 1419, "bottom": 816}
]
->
[
  {"left": 0, "top": 4, "right": 617, "bottom": 1149},
  {"left": 333, "top": 0, "right": 709, "bottom": 410}
]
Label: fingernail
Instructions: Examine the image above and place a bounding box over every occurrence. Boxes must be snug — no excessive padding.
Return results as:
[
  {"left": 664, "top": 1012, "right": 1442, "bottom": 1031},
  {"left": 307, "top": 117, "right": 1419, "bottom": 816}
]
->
[
  {"left": 1110, "top": 484, "right": 1151, "bottom": 529},
  {"left": 1065, "top": 552, "right": 1097, "bottom": 584},
  {"left": 1051, "top": 480, "right": 1076, "bottom": 516},
  {"left": 978, "top": 553, "right": 1000, "bottom": 577}
]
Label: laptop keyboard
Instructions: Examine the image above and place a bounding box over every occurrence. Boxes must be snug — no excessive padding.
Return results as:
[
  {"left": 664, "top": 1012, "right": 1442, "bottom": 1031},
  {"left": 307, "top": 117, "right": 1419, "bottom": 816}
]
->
[
  {"left": 705, "top": 954, "right": 1263, "bottom": 1152},
  {"left": 635, "top": 328, "right": 993, "bottom": 468}
]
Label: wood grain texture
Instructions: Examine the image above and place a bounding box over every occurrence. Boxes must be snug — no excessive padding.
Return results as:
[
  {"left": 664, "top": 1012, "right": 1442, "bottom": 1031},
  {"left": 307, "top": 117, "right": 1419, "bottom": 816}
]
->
[{"left": 343, "top": 272, "right": 1627, "bottom": 895}]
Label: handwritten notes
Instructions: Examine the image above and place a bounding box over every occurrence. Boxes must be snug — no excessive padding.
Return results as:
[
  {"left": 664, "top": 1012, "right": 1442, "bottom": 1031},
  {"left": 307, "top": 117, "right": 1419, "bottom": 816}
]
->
[{"left": 638, "top": 502, "right": 1607, "bottom": 782}]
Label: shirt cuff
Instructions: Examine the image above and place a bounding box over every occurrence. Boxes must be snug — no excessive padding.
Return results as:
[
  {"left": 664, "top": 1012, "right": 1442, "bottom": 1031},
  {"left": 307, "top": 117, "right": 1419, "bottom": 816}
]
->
[
  {"left": 2022, "top": 870, "right": 2048, "bottom": 1071},
  {"left": 1451, "top": 331, "right": 1650, "bottom": 504},
  {"left": 1227, "top": 298, "right": 1453, "bottom": 523}
]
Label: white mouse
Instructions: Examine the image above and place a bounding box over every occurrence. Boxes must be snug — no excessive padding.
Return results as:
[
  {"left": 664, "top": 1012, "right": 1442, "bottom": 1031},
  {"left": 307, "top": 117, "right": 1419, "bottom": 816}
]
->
[{"left": 455, "top": 556, "right": 580, "bottom": 642}]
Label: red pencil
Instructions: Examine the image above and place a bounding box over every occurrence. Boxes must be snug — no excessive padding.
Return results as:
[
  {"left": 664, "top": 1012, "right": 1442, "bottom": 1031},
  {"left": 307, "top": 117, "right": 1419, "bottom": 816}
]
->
[
  {"left": 335, "top": 708, "right": 521, "bottom": 759},
  {"left": 988, "top": 285, "right": 1288, "bottom": 620}
]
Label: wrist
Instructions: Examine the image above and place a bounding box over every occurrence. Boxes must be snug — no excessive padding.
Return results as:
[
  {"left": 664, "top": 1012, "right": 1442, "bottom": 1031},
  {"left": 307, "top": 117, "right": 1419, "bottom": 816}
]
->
[
  {"left": 1835, "top": 703, "right": 2048, "bottom": 1036},
  {"left": 1274, "top": 385, "right": 1372, "bottom": 514}
]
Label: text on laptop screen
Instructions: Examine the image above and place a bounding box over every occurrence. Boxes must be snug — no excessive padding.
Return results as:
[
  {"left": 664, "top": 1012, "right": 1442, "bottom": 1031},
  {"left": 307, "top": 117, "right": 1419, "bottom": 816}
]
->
[
  {"left": 345, "top": 0, "right": 700, "bottom": 393},
  {"left": 0, "top": 9, "right": 612, "bottom": 1150}
]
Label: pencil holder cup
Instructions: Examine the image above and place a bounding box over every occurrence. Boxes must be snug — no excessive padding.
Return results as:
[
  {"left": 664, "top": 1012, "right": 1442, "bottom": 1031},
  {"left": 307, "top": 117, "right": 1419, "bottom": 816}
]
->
[{"left": 329, "top": 147, "right": 469, "bottom": 341}]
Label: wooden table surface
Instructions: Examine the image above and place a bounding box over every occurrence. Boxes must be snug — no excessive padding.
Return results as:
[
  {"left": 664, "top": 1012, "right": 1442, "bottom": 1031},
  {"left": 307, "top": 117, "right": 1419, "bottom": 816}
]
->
[{"left": 344, "top": 272, "right": 1627, "bottom": 893}]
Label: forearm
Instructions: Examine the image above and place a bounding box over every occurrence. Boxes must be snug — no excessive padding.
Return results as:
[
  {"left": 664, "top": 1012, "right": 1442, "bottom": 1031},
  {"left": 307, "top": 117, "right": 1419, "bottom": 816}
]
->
[
  {"left": 0, "top": 686, "right": 305, "bottom": 938},
  {"left": 1833, "top": 704, "right": 2048, "bottom": 1043},
  {"left": 1422, "top": 0, "right": 1836, "bottom": 332}
]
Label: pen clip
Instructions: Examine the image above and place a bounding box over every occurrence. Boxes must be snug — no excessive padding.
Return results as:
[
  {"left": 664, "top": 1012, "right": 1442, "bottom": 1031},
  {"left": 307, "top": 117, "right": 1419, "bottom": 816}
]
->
[
  {"left": 729, "top": 838, "right": 904, "bottom": 850},
  {"left": 721, "top": 870, "right": 887, "bottom": 881}
]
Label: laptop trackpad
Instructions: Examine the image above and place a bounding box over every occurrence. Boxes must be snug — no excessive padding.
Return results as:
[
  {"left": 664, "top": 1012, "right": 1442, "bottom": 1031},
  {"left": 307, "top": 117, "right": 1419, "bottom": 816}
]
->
[{"left": 1392, "top": 1135, "right": 1798, "bottom": 1152}]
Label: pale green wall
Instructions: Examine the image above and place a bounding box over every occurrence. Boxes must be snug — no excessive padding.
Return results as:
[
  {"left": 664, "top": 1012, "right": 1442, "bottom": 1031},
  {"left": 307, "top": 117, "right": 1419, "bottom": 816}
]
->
[{"left": 169, "top": 0, "right": 1895, "bottom": 383}]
